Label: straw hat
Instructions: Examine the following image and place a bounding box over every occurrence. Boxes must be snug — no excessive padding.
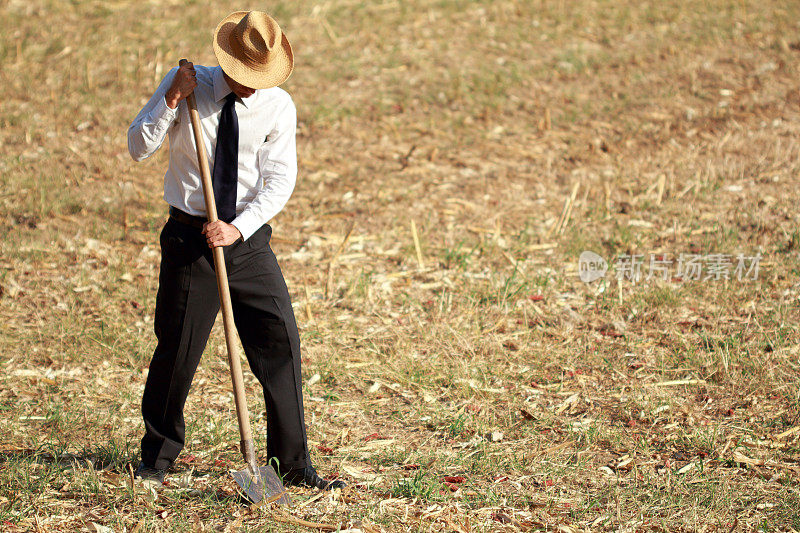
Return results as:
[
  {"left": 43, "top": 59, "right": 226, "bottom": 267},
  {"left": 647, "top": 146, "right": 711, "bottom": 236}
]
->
[{"left": 213, "top": 11, "right": 293, "bottom": 89}]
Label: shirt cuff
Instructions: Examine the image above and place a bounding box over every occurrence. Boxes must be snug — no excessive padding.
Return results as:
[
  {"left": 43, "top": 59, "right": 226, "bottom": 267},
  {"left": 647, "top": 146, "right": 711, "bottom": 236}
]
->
[
  {"left": 230, "top": 210, "right": 264, "bottom": 242},
  {"left": 151, "top": 95, "right": 178, "bottom": 131}
]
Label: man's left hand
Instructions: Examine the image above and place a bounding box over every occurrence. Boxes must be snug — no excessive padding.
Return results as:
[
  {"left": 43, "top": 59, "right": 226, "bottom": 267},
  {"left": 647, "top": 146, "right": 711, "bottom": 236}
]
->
[{"left": 202, "top": 220, "right": 242, "bottom": 248}]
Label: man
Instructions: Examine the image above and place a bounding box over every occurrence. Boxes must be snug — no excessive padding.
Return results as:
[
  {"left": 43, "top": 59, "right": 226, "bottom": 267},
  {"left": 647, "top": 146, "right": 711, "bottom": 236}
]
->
[{"left": 127, "top": 11, "right": 344, "bottom": 490}]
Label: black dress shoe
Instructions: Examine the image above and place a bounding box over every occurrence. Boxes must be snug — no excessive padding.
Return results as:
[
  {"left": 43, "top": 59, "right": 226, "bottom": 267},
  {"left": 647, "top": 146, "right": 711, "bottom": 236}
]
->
[
  {"left": 134, "top": 461, "right": 167, "bottom": 485},
  {"left": 280, "top": 465, "right": 346, "bottom": 490}
]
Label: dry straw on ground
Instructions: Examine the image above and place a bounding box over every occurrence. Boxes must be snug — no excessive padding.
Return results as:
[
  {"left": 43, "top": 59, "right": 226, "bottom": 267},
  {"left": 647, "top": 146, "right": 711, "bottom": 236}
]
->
[{"left": 1, "top": 0, "right": 800, "bottom": 531}]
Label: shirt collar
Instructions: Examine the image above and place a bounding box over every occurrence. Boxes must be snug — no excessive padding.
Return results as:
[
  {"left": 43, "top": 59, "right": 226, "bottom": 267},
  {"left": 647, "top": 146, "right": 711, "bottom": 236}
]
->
[{"left": 212, "top": 66, "right": 255, "bottom": 109}]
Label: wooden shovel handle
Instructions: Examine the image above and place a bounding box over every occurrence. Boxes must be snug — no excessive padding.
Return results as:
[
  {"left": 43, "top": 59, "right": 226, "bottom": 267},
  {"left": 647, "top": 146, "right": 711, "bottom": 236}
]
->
[{"left": 178, "top": 59, "right": 256, "bottom": 460}]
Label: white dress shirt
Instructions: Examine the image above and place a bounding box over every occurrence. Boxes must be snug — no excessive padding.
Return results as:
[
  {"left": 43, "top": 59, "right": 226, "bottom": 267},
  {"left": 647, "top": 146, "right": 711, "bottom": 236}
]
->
[{"left": 127, "top": 65, "right": 297, "bottom": 241}]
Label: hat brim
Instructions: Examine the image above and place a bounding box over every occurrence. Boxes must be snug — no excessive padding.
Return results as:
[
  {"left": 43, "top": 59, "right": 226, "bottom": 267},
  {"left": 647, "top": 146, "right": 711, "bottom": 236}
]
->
[{"left": 213, "top": 11, "right": 294, "bottom": 90}]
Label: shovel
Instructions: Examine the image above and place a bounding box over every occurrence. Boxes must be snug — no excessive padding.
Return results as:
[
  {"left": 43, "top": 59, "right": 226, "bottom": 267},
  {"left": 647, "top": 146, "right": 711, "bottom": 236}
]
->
[{"left": 179, "top": 58, "right": 291, "bottom": 506}]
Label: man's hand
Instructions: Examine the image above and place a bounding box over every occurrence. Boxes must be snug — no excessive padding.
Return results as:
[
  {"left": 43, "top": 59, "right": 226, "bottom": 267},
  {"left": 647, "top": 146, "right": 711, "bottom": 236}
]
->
[
  {"left": 165, "top": 61, "right": 197, "bottom": 109},
  {"left": 202, "top": 220, "right": 242, "bottom": 248}
]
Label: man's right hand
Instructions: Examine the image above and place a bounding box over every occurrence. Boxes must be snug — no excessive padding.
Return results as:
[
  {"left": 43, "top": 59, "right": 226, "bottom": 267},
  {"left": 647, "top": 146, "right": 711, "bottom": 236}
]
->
[{"left": 165, "top": 61, "right": 197, "bottom": 109}]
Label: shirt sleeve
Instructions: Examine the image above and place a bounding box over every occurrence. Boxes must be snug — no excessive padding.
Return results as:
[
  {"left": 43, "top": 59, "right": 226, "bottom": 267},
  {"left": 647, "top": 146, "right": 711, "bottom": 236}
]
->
[
  {"left": 127, "top": 67, "right": 180, "bottom": 162},
  {"left": 231, "top": 97, "right": 298, "bottom": 241}
]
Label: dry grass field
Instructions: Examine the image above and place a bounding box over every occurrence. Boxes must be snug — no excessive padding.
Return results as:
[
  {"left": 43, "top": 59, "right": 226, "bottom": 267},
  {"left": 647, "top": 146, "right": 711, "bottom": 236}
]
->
[{"left": 2, "top": 0, "right": 800, "bottom": 531}]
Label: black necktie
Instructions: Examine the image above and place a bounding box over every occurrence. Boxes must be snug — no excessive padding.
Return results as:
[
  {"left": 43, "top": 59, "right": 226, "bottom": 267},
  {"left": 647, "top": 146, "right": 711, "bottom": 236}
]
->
[{"left": 212, "top": 92, "right": 239, "bottom": 223}]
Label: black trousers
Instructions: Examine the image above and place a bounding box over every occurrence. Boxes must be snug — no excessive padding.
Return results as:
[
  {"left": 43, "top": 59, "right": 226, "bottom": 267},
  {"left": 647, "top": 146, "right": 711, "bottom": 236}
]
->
[{"left": 140, "top": 215, "right": 310, "bottom": 472}]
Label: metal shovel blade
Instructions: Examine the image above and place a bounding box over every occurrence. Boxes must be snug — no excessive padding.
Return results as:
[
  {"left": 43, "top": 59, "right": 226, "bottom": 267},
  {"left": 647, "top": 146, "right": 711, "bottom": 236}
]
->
[{"left": 231, "top": 465, "right": 292, "bottom": 505}]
